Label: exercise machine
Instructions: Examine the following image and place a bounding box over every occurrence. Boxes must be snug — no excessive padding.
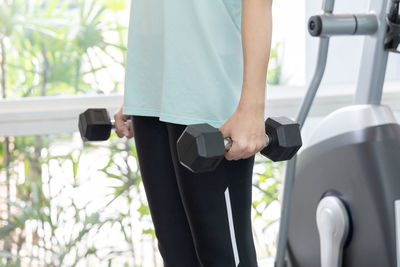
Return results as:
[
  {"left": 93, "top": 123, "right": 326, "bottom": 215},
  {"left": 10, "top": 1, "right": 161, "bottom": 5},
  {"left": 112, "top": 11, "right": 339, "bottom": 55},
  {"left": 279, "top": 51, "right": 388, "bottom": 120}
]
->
[{"left": 275, "top": 0, "right": 400, "bottom": 266}]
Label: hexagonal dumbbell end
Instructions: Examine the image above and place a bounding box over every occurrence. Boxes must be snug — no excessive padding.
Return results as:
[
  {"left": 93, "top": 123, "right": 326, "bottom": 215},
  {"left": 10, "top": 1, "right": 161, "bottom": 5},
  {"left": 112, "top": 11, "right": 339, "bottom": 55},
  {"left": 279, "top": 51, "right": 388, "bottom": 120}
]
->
[
  {"left": 177, "top": 124, "right": 226, "bottom": 173},
  {"left": 78, "top": 108, "right": 113, "bottom": 141},
  {"left": 261, "top": 117, "right": 302, "bottom": 161}
]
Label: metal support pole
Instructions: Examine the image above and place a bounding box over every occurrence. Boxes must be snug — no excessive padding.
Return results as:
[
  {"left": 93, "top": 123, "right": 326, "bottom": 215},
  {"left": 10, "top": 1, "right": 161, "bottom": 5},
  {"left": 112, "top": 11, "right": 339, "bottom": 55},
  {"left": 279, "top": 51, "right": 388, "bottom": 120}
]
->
[
  {"left": 275, "top": 37, "right": 330, "bottom": 267},
  {"left": 354, "top": 0, "right": 390, "bottom": 105}
]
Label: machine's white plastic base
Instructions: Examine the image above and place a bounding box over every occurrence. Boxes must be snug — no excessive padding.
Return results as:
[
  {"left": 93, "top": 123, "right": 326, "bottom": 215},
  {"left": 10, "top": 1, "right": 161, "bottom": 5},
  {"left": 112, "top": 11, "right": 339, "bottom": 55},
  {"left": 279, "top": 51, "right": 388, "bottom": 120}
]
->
[{"left": 306, "top": 105, "right": 397, "bottom": 148}]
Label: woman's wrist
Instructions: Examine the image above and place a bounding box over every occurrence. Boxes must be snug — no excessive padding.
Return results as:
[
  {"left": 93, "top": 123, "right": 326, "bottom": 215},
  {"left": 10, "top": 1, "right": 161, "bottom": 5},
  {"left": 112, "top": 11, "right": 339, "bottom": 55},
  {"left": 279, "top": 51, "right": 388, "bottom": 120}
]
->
[
  {"left": 238, "top": 88, "right": 265, "bottom": 115},
  {"left": 237, "top": 100, "right": 265, "bottom": 117}
]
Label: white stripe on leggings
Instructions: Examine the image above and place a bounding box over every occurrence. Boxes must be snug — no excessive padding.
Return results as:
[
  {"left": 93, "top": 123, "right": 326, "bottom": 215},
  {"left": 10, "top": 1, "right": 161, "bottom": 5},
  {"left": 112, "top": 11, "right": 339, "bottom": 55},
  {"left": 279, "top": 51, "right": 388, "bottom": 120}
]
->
[{"left": 225, "top": 187, "right": 240, "bottom": 266}]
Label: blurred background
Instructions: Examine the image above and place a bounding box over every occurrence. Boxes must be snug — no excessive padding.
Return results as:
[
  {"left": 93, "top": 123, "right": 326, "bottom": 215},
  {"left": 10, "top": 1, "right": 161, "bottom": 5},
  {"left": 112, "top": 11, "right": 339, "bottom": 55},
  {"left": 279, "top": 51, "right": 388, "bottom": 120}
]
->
[{"left": 0, "top": 0, "right": 400, "bottom": 266}]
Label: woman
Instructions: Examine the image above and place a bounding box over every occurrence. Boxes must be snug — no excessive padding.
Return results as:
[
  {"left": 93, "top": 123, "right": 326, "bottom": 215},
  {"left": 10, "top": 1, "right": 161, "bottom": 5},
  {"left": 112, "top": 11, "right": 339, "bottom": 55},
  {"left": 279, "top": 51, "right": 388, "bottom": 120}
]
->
[{"left": 114, "top": 1, "right": 272, "bottom": 266}]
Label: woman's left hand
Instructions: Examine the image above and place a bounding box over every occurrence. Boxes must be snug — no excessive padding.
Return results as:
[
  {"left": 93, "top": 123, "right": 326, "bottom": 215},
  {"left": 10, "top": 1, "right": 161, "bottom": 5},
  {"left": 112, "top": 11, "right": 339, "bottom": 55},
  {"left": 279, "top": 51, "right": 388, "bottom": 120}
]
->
[{"left": 219, "top": 104, "right": 267, "bottom": 161}]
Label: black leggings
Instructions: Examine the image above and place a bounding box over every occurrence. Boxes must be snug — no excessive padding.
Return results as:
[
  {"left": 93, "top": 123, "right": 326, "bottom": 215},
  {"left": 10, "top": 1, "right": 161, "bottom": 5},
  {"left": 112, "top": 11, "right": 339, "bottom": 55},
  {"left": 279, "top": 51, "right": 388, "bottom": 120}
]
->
[{"left": 132, "top": 116, "right": 258, "bottom": 267}]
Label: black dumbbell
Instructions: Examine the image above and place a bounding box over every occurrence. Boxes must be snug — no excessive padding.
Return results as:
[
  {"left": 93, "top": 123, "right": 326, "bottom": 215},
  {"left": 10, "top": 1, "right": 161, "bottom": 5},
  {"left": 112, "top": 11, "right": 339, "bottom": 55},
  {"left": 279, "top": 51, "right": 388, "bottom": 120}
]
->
[
  {"left": 176, "top": 117, "right": 302, "bottom": 173},
  {"left": 78, "top": 108, "right": 131, "bottom": 141}
]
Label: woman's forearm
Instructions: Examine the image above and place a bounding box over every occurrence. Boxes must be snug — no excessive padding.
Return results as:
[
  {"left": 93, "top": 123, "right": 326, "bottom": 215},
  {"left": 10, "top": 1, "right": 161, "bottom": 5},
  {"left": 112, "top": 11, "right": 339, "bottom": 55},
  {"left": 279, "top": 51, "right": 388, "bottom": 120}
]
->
[{"left": 239, "top": 0, "right": 273, "bottom": 112}]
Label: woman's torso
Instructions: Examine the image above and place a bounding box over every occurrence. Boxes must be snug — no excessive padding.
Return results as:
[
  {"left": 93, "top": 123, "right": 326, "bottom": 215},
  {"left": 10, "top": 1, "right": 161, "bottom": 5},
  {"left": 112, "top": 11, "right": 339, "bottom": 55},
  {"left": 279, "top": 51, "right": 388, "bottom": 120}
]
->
[{"left": 124, "top": 0, "right": 243, "bottom": 128}]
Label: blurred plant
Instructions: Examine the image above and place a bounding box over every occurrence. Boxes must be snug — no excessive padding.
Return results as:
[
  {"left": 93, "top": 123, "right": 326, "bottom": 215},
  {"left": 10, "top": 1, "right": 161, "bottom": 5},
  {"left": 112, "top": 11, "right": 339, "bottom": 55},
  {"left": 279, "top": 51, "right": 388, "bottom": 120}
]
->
[
  {"left": 267, "top": 42, "right": 282, "bottom": 85},
  {"left": 1, "top": 0, "right": 127, "bottom": 98},
  {"left": 0, "top": 132, "right": 161, "bottom": 266},
  {"left": 252, "top": 157, "right": 284, "bottom": 257},
  {"left": 0, "top": 0, "right": 133, "bottom": 266}
]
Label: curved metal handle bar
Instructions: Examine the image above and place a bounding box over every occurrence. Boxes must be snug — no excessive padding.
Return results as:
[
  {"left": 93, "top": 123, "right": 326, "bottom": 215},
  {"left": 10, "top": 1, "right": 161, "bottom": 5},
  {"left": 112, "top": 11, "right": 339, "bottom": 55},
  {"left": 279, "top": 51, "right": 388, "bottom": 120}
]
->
[
  {"left": 275, "top": 1, "right": 335, "bottom": 264},
  {"left": 274, "top": 37, "right": 331, "bottom": 267}
]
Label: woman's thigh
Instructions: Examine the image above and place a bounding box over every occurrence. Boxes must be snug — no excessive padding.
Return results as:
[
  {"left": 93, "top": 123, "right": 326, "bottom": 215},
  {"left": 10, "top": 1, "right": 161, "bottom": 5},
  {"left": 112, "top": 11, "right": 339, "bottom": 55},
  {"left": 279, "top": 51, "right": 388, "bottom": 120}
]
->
[
  {"left": 132, "top": 115, "right": 201, "bottom": 267},
  {"left": 166, "top": 122, "right": 258, "bottom": 267}
]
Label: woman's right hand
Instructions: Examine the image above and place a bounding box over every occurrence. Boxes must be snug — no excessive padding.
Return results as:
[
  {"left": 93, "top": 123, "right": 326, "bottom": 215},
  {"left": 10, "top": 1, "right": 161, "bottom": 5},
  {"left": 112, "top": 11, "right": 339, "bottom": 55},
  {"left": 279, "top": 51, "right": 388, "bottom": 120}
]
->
[{"left": 114, "top": 106, "right": 134, "bottom": 139}]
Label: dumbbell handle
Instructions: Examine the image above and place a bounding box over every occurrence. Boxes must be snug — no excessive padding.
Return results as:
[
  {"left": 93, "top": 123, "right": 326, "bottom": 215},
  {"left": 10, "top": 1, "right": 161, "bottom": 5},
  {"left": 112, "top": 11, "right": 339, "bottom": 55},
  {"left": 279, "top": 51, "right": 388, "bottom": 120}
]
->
[
  {"left": 223, "top": 134, "right": 271, "bottom": 152},
  {"left": 110, "top": 119, "right": 132, "bottom": 129}
]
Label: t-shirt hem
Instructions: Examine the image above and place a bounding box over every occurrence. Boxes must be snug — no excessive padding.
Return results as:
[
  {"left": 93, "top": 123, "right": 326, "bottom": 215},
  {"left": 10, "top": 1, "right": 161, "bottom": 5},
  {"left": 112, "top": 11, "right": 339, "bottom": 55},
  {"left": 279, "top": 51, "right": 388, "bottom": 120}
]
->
[
  {"left": 123, "top": 106, "right": 227, "bottom": 128},
  {"left": 123, "top": 106, "right": 160, "bottom": 117}
]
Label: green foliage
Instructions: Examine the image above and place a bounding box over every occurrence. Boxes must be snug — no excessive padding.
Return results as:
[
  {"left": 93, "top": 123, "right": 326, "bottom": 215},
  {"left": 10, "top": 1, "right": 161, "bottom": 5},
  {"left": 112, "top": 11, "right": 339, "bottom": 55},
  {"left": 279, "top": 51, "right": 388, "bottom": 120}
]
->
[
  {"left": 252, "top": 158, "right": 284, "bottom": 256},
  {"left": 0, "top": 132, "right": 158, "bottom": 266},
  {"left": 267, "top": 42, "right": 283, "bottom": 85},
  {"left": 1, "top": 0, "right": 127, "bottom": 98},
  {"left": 0, "top": 0, "right": 137, "bottom": 266}
]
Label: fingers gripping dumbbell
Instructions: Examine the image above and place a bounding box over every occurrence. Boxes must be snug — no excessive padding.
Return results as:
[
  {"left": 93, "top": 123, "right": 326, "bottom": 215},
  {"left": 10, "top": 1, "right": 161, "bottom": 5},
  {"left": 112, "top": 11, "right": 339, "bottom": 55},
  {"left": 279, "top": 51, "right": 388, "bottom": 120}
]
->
[
  {"left": 177, "top": 117, "right": 302, "bottom": 173},
  {"left": 78, "top": 108, "right": 131, "bottom": 141}
]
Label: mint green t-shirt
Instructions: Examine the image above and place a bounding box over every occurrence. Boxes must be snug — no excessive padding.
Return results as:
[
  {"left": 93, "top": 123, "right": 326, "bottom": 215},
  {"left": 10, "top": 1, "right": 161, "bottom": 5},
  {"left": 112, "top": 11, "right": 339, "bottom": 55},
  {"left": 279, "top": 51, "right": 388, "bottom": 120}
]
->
[{"left": 123, "top": 0, "right": 243, "bottom": 128}]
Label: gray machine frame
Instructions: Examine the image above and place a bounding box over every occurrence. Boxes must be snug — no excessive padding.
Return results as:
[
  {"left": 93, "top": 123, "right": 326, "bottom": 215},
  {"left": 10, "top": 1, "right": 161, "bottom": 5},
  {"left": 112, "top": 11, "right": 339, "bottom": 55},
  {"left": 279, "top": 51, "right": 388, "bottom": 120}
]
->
[{"left": 274, "top": 0, "right": 395, "bottom": 266}]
